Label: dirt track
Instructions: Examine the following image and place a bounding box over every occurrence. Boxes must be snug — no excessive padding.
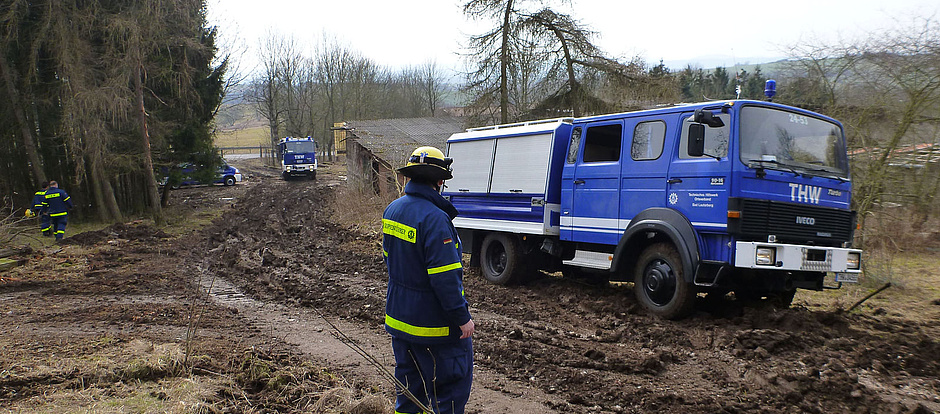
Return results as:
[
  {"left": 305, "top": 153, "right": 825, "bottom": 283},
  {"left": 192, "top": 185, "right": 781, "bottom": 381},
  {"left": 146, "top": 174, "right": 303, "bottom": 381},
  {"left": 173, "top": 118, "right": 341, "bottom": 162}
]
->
[
  {"left": 2, "top": 160, "right": 939, "bottom": 413},
  {"left": 201, "top": 162, "right": 939, "bottom": 413}
]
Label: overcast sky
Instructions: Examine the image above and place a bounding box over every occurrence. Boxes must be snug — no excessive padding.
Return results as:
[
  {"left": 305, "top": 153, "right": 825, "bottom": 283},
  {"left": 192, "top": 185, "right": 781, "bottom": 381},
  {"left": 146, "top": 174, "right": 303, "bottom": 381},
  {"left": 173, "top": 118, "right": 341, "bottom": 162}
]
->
[{"left": 208, "top": 0, "right": 938, "bottom": 76}]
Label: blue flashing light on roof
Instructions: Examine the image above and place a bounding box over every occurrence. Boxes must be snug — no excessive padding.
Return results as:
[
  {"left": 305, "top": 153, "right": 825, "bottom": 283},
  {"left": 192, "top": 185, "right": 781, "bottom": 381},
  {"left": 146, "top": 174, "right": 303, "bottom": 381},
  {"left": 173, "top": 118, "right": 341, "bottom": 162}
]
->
[{"left": 764, "top": 79, "right": 777, "bottom": 101}]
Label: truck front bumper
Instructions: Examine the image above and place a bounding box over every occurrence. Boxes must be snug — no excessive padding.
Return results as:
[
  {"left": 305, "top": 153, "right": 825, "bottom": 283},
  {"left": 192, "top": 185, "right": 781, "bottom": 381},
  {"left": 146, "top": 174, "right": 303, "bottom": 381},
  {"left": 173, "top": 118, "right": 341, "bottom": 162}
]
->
[
  {"left": 734, "top": 242, "right": 862, "bottom": 276},
  {"left": 284, "top": 164, "right": 317, "bottom": 175}
]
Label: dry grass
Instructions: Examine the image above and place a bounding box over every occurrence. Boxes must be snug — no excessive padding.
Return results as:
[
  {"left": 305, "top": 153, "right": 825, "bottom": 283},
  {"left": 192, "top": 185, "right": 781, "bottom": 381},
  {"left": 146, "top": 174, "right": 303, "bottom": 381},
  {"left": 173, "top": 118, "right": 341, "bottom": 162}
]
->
[
  {"left": 0, "top": 337, "right": 221, "bottom": 414},
  {"left": 800, "top": 247, "right": 940, "bottom": 322},
  {"left": 330, "top": 180, "right": 397, "bottom": 236}
]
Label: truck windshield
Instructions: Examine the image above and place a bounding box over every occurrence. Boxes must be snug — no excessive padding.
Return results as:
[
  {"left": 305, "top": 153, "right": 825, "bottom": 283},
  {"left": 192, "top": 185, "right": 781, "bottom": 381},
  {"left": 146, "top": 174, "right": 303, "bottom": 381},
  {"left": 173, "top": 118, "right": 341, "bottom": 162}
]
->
[
  {"left": 739, "top": 106, "right": 848, "bottom": 178},
  {"left": 281, "top": 141, "right": 317, "bottom": 153}
]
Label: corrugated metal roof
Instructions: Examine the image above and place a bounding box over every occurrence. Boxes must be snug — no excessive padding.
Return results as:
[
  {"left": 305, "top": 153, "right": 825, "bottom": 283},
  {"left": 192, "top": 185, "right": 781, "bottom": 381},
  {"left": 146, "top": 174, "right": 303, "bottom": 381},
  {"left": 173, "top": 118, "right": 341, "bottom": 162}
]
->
[{"left": 346, "top": 116, "right": 467, "bottom": 167}]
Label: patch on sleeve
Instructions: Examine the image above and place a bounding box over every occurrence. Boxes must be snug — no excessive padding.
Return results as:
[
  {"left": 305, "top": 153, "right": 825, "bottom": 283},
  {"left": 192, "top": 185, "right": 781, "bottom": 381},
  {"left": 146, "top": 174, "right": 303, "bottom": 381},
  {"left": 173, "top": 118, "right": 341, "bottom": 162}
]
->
[{"left": 443, "top": 238, "right": 453, "bottom": 245}]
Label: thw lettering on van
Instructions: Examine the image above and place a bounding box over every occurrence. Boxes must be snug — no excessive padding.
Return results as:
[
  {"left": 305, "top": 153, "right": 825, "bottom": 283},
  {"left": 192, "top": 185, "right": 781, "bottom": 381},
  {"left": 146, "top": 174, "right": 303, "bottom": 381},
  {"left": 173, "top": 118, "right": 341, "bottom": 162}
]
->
[{"left": 789, "top": 183, "right": 821, "bottom": 204}]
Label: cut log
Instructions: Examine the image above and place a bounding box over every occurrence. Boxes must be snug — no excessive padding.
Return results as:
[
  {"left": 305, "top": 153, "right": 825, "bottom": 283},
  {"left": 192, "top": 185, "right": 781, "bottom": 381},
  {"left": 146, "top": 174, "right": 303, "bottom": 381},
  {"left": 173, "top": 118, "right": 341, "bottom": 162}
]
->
[
  {"left": 0, "top": 258, "right": 26, "bottom": 271},
  {"left": 0, "top": 247, "right": 31, "bottom": 259}
]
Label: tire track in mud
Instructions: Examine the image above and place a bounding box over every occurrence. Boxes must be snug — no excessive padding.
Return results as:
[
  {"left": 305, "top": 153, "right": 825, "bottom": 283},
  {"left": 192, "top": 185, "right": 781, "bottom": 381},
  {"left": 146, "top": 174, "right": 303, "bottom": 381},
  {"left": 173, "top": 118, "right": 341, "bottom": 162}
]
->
[
  {"left": 197, "top": 165, "right": 565, "bottom": 413},
  {"left": 198, "top": 261, "right": 565, "bottom": 413}
]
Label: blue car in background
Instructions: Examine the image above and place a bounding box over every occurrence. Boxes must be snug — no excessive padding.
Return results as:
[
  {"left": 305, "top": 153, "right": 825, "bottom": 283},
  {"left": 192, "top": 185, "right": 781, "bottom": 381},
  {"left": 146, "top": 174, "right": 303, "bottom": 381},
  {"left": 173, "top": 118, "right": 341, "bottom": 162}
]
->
[{"left": 161, "top": 162, "right": 243, "bottom": 188}]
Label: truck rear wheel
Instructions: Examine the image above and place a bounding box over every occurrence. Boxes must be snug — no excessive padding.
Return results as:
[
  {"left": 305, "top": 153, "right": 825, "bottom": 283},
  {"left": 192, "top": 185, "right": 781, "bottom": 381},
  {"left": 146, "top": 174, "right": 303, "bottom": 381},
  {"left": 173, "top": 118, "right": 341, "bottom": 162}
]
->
[
  {"left": 634, "top": 243, "right": 696, "bottom": 319},
  {"left": 480, "top": 233, "right": 524, "bottom": 285}
]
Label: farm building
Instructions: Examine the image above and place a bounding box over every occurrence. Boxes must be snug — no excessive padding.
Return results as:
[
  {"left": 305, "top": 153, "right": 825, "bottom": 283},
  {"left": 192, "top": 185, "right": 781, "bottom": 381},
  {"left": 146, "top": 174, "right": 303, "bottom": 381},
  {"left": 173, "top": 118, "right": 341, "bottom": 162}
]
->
[{"left": 342, "top": 116, "right": 466, "bottom": 196}]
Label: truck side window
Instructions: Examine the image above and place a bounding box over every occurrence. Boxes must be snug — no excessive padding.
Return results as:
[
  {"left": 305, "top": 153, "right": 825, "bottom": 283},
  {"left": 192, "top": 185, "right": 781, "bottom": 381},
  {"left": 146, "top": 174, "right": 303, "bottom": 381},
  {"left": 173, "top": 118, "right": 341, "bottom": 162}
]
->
[
  {"left": 679, "top": 115, "right": 730, "bottom": 159},
  {"left": 567, "top": 127, "right": 582, "bottom": 164},
  {"left": 582, "top": 124, "right": 622, "bottom": 163},
  {"left": 631, "top": 121, "right": 666, "bottom": 160}
]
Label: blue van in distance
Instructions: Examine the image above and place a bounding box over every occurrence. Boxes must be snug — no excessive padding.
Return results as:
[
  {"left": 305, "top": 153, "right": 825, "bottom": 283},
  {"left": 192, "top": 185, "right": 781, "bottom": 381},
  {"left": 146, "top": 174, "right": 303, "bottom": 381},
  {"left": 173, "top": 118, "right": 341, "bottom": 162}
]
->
[{"left": 161, "top": 162, "right": 243, "bottom": 188}]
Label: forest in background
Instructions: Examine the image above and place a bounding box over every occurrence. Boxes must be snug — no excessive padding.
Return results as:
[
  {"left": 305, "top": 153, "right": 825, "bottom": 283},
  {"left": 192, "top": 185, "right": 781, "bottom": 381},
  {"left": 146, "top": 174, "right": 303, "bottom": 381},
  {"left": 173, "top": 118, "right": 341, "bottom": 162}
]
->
[{"left": 2, "top": 1, "right": 938, "bottom": 254}]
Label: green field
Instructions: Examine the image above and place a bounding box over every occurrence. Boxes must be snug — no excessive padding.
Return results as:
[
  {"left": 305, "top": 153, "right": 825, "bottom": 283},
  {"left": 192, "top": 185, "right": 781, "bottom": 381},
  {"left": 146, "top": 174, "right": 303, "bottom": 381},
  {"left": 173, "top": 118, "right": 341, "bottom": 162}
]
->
[{"left": 215, "top": 126, "right": 269, "bottom": 148}]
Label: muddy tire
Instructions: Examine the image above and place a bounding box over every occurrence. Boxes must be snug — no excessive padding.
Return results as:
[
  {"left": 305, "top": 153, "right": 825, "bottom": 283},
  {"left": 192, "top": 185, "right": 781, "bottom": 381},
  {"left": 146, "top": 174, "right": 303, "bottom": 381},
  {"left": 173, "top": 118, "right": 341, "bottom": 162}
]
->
[
  {"left": 224, "top": 176, "right": 236, "bottom": 186},
  {"left": 634, "top": 243, "right": 696, "bottom": 319},
  {"left": 480, "top": 233, "right": 524, "bottom": 285}
]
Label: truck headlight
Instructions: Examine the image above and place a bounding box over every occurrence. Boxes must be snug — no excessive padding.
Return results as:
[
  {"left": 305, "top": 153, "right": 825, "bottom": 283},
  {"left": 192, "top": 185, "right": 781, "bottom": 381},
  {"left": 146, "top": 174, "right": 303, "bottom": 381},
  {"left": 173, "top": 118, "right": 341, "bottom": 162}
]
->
[
  {"left": 846, "top": 252, "right": 861, "bottom": 270},
  {"left": 756, "top": 247, "right": 776, "bottom": 266}
]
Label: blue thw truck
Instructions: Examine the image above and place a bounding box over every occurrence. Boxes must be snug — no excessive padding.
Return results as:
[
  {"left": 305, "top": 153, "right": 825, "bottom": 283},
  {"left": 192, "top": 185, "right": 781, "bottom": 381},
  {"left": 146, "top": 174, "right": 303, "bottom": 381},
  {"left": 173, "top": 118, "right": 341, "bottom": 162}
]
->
[
  {"left": 443, "top": 100, "right": 862, "bottom": 319},
  {"left": 278, "top": 136, "right": 318, "bottom": 180}
]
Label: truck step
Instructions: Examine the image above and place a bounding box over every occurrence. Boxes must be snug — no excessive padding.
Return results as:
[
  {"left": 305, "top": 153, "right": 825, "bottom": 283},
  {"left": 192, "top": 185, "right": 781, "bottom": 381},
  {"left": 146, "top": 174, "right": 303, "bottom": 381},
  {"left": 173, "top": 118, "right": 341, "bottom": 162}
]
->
[{"left": 562, "top": 250, "right": 612, "bottom": 270}]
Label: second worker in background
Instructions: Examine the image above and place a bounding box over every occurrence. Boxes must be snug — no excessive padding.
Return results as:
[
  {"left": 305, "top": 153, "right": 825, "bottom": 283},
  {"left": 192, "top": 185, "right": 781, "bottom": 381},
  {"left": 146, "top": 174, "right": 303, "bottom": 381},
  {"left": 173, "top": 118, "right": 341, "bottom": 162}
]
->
[{"left": 42, "top": 180, "right": 73, "bottom": 241}]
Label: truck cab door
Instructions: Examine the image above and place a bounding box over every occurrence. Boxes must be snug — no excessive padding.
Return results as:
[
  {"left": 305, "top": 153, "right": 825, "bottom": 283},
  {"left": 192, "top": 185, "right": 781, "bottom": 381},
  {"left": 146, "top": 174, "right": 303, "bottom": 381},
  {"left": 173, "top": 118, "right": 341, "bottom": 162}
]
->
[
  {"left": 560, "top": 121, "right": 623, "bottom": 245},
  {"left": 619, "top": 117, "right": 675, "bottom": 224},
  {"left": 665, "top": 112, "right": 732, "bottom": 234}
]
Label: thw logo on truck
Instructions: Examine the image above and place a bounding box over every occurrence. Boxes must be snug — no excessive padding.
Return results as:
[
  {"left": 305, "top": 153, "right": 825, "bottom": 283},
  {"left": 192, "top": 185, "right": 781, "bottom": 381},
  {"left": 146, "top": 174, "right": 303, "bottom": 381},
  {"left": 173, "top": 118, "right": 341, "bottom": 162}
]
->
[{"left": 789, "top": 183, "right": 821, "bottom": 204}]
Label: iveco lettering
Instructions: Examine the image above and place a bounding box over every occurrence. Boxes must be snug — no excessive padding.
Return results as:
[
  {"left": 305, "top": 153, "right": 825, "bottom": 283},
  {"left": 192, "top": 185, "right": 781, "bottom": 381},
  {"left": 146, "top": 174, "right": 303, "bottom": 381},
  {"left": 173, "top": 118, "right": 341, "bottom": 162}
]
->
[{"left": 443, "top": 82, "right": 862, "bottom": 319}]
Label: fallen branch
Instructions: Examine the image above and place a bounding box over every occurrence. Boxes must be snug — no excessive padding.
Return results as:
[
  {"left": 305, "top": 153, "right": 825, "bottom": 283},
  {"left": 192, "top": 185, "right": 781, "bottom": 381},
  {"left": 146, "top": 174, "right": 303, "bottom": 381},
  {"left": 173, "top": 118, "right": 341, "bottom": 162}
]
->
[
  {"left": 0, "top": 247, "right": 31, "bottom": 259},
  {"left": 848, "top": 282, "right": 892, "bottom": 312},
  {"left": 0, "top": 258, "right": 26, "bottom": 272},
  {"left": 317, "top": 312, "right": 436, "bottom": 414}
]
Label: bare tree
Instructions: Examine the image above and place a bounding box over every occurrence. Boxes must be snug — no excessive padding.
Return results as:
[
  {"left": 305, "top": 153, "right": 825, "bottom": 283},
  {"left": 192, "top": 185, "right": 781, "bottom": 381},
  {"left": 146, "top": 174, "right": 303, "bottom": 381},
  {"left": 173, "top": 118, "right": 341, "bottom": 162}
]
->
[
  {"left": 780, "top": 36, "right": 861, "bottom": 114},
  {"left": 252, "top": 31, "right": 289, "bottom": 148},
  {"left": 420, "top": 60, "right": 446, "bottom": 116},
  {"left": 463, "top": 0, "right": 521, "bottom": 124},
  {"left": 519, "top": 8, "right": 620, "bottom": 117},
  {"left": 853, "top": 16, "right": 940, "bottom": 230}
]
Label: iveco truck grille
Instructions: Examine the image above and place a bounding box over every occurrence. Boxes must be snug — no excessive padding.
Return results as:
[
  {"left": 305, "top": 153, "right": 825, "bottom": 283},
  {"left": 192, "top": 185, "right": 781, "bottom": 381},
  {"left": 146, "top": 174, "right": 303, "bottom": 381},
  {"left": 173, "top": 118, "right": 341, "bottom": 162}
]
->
[{"left": 728, "top": 198, "right": 856, "bottom": 247}]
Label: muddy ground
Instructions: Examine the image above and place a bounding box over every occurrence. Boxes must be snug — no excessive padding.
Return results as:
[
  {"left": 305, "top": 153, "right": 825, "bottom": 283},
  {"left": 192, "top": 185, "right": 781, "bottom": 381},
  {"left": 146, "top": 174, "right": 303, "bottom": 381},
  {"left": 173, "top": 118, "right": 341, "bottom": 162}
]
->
[{"left": 2, "top": 160, "right": 939, "bottom": 413}]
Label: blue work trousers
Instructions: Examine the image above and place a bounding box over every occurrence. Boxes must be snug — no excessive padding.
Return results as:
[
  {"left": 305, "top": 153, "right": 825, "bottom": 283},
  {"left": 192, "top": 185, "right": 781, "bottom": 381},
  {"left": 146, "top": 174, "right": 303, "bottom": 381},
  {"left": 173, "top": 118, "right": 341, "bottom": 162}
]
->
[
  {"left": 51, "top": 215, "right": 68, "bottom": 240},
  {"left": 39, "top": 213, "right": 51, "bottom": 235},
  {"left": 392, "top": 337, "right": 473, "bottom": 414}
]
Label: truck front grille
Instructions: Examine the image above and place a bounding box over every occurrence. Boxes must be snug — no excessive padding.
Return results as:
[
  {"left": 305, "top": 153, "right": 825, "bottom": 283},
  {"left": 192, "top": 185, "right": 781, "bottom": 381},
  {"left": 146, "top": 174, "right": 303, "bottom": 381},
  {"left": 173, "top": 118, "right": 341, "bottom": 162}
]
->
[{"left": 729, "top": 198, "right": 855, "bottom": 247}]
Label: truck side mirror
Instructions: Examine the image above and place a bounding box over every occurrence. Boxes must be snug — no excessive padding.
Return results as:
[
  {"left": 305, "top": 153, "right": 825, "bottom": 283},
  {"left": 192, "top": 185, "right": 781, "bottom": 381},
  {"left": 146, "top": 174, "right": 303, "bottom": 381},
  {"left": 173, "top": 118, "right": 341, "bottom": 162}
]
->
[
  {"left": 688, "top": 124, "right": 705, "bottom": 157},
  {"left": 692, "top": 108, "right": 725, "bottom": 128}
]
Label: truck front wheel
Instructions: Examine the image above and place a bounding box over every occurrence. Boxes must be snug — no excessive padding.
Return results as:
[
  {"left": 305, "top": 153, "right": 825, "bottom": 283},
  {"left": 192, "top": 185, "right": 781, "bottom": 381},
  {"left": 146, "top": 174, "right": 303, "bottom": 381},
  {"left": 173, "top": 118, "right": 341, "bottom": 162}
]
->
[
  {"left": 634, "top": 243, "right": 696, "bottom": 319},
  {"left": 480, "top": 233, "right": 523, "bottom": 285}
]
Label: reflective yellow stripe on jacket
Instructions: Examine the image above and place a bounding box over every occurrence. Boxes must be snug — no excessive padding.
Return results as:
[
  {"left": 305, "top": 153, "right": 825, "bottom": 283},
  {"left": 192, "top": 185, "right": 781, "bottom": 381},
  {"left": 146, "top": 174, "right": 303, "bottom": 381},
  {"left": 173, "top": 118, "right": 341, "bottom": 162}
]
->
[
  {"left": 383, "top": 219, "right": 416, "bottom": 243},
  {"left": 385, "top": 314, "right": 449, "bottom": 337},
  {"left": 427, "top": 262, "right": 461, "bottom": 275}
]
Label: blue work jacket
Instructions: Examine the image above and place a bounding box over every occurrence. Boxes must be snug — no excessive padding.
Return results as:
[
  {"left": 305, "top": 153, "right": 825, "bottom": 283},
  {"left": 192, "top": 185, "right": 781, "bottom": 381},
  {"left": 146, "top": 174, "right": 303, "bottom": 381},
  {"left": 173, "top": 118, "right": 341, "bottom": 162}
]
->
[
  {"left": 31, "top": 189, "right": 47, "bottom": 213},
  {"left": 42, "top": 188, "right": 72, "bottom": 217},
  {"left": 383, "top": 181, "right": 470, "bottom": 344}
]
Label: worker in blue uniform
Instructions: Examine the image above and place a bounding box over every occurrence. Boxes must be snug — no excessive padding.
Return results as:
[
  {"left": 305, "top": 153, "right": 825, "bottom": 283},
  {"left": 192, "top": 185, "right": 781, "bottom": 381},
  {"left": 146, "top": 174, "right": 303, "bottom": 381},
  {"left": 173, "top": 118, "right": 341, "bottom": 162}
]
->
[
  {"left": 42, "top": 181, "right": 73, "bottom": 241},
  {"left": 29, "top": 181, "right": 51, "bottom": 236},
  {"left": 382, "top": 146, "right": 475, "bottom": 414}
]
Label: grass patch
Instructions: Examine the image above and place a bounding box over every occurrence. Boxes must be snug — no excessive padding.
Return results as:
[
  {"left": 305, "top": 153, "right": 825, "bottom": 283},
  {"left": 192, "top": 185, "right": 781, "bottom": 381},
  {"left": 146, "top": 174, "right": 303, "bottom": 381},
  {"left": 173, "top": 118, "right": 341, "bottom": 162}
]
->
[
  {"left": 215, "top": 125, "right": 269, "bottom": 148},
  {"left": 800, "top": 250, "right": 940, "bottom": 320}
]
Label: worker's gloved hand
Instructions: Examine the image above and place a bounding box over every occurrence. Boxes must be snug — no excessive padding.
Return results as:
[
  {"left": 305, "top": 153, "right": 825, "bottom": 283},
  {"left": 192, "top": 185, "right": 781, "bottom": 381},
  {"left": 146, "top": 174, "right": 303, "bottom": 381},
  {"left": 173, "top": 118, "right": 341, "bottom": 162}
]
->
[{"left": 24, "top": 209, "right": 34, "bottom": 218}]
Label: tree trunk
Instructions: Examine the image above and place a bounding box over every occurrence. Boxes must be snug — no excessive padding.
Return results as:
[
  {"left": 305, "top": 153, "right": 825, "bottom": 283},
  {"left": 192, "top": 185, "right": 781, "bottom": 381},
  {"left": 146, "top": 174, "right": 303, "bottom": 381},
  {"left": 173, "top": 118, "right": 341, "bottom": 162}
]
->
[
  {"left": 89, "top": 154, "right": 110, "bottom": 222},
  {"left": 91, "top": 155, "right": 123, "bottom": 222},
  {"left": 552, "top": 25, "right": 580, "bottom": 117},
  {"left": 0, "top": 52, "right": 47, "bottom": 184},
  {"left": 499, "top": 0, "right": 514, "bottom": 124},
  {"left": 134, "top": 60, "right": 165, "bottom": 226}
]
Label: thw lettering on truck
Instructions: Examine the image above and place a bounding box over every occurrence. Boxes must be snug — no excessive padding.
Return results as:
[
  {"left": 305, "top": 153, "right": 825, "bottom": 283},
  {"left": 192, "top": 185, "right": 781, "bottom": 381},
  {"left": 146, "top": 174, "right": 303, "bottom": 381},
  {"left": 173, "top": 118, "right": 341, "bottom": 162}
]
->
[{"left": 790, "top": 183, "right": 822, "bottom": 204}]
